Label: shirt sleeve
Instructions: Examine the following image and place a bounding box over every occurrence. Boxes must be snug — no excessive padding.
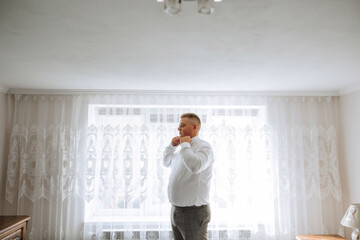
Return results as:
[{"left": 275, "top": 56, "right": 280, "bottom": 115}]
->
[
  {"left": 180, "top": 142, "right": 213, "bottom": 174},
  {"left": 163, "top": 143, "right": 177, "bottom": 167}
]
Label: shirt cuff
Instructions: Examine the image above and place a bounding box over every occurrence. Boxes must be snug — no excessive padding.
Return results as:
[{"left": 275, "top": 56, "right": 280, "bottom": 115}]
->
[
  {"left": 180, "top": 142, "right": 191, "bottom": 149},
  {"left": 167, "top": 143, "right": 177, "bottom": 150}
]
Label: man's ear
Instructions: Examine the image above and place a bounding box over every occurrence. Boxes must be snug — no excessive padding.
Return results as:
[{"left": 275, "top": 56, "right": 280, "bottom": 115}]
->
[{"left": 193, "top": 124, "right": 197, "bottom": 132}]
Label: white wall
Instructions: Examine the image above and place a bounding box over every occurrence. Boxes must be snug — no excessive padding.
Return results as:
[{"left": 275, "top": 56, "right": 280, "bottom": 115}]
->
[
  {"left": 339, "top": 90, "right": 360, "bottom": 239},
  {"left": 0, "top": 92, "right": 10, "bottom": 214}
]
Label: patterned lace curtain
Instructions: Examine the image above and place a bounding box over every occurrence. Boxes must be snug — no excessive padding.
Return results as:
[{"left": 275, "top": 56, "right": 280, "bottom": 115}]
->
[
  {"left": 5, "top": 94, "right": 343, "bottom": 240},
  {"left": 5, "top": 94, "right": 89, "bottom": 239},
  {"left": 266, "top": 97, "right": 343, "bottom": 239}
]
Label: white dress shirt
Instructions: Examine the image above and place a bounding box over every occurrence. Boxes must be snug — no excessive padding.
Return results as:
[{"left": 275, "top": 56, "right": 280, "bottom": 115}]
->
[{"left": 163, "top": 136, "right": 214, "bottom": 207}]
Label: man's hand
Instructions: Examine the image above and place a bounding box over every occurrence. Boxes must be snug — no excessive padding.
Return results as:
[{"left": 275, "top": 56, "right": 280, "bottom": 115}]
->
[
  {"left": 171, "top": 136, "right": 181, "bottom": 147},
  {"left": 180, "top": 136, "right": 191, "bottom": 144}
]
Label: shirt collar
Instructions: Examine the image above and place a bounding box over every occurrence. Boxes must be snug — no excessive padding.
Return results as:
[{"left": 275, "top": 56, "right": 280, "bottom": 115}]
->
[{"left": 191, "top": 135, "right": 199, "bottom": 141}]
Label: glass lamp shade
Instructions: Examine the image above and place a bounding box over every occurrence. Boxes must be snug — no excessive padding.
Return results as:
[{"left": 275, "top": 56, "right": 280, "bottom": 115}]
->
[
  {"left": 341, "top": 204, "right": 360, "bottom": 240},
  {"left": 341, "top": 204, "right": 360, "bottom": 228},
  {"left": 164, "top": 0, "right": 181, "bottom": 15},
  {"left": 198, "top": 0, "right": 214, "bottom": 14}
]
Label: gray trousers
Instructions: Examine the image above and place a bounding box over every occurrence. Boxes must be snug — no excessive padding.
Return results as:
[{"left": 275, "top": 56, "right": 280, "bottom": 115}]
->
[{"left": 171, "top": 205, "right": 211, "bottom": 240}]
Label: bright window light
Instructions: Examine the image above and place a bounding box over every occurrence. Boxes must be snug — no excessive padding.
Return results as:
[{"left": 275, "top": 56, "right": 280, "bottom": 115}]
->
[{"left": 85, "top": 104, "right": 273, "bottom": 235}]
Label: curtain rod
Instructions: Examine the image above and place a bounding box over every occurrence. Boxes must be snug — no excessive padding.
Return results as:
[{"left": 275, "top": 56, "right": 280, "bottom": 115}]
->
[{"left": 6, "top": 89, "right": 340, "bottom": 96}]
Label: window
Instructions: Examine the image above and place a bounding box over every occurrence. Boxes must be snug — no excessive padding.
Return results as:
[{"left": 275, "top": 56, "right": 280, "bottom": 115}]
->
[{"left": 85, "top": 105, "right": 272, "bottom": 238}]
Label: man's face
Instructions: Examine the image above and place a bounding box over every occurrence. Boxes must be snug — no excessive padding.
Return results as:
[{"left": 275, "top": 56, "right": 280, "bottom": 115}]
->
[{"left": 178, "top": 117, "right": 194, "bottom": 138}]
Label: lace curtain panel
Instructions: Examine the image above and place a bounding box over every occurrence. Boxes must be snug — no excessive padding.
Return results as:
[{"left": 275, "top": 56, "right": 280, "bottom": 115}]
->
[{"left": 5, "top": 94, "right": 343, "bottom": 240}]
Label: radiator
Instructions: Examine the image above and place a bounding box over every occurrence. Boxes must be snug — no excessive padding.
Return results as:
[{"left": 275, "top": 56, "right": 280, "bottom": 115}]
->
[{"left": 102, "top": 229, "right": 251, "bottom": 240}]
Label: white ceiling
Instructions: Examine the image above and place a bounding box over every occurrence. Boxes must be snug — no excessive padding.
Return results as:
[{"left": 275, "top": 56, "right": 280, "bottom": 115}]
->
[{"left": 0, "top": 0, "right": 359, "bottom": 94}]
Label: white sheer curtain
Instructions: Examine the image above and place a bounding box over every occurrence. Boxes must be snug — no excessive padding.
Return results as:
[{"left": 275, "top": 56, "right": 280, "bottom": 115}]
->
[{"left": 5, "top": 93, "right": 343, "bottom": 240}]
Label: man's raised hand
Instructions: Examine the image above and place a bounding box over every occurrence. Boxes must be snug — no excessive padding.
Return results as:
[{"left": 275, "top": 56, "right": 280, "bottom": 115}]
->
[
  {"left": 180, "top": 136, "right": 191, "bottom": 144},
  {"left": 172, "top": 136, "right": 181, "bottom": 147}
]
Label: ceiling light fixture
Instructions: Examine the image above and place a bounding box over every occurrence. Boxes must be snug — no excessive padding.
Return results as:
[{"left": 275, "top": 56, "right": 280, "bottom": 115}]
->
[{"left": 157, "top": 0, "right": 221, "bottom": 15}]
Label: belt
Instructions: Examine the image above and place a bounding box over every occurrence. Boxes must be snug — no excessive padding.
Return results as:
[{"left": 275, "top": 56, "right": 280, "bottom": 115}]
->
[{"left": 173, "top": 204, "right": 208, "bottom": 209}]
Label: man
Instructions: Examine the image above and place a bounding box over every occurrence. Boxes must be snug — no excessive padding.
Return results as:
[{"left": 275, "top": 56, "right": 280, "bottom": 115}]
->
[{"left": 163, "top": 113, "right": 214, "bottom": 240}]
